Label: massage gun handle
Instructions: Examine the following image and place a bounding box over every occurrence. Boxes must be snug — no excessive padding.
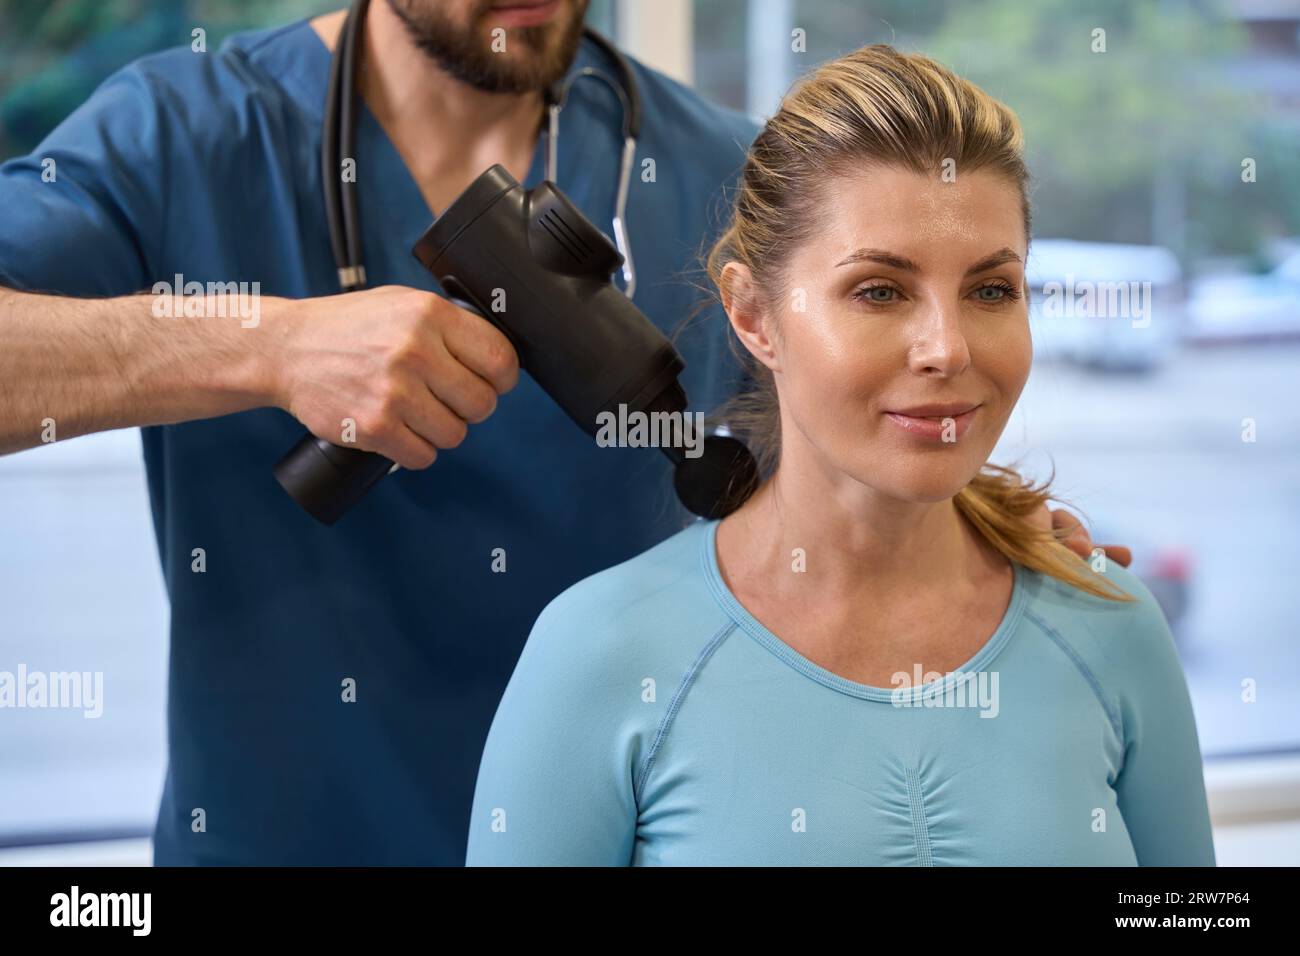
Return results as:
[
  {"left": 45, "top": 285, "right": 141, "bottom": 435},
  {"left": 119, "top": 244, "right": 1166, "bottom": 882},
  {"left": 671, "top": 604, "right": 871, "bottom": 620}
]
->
[
  {"left": 273, "top": 434, "right": 395, "bottom": 527},
  {"left": 273, "top": 297, "right": 490, "bottom": 525}
]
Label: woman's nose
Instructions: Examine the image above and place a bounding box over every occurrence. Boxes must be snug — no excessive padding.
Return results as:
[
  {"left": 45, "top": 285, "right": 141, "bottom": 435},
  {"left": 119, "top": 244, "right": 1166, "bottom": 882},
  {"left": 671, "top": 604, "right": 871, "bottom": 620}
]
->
[{"left": 907, "top": 304, "right": 971, "bottom": 376}]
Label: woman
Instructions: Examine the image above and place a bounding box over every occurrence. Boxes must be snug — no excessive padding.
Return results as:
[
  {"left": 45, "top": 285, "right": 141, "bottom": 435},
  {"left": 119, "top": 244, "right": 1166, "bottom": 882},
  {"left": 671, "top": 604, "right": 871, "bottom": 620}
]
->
[{"left": 465, "top": 44, "right": 1215, "bottom": 866}]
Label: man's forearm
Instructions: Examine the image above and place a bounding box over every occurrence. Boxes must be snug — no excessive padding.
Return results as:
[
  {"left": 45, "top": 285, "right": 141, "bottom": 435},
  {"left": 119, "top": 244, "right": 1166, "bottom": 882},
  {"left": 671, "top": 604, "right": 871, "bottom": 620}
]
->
[{"left": 0, "top": 286, "right": 287, "bottom": 455}]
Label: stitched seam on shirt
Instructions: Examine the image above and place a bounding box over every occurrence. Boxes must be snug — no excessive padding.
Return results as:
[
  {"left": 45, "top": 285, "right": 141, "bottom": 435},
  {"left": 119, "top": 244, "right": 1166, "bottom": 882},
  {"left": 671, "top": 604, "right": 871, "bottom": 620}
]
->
[
  {"left": 129, "top": 66, "right": 168, "bottom": 279},
  {"left": 633, "top": 621, "right": 735, "bottom": 803},
  {"left": 904, "top": 764, "right": 934, "bottom": 867},
  {"left": 1024, "top": 607, "right": 1123, "bottom": 741},
  {"left": 235, "top": 19, "right": 312, "bottom": 57}
]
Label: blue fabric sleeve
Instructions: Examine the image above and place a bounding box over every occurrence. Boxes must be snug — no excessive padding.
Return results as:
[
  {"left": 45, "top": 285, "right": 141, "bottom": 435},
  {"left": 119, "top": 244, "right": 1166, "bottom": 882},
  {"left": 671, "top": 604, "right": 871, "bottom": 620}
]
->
[
  {"left": 0, "top": 63, "right": 164, "bottom": 296},
  {"left": 465, "top": 589, "right": 640, "bottom": 866},
  {"left": 1108, "top": 567, "right": 1217, "bottom": 865}
]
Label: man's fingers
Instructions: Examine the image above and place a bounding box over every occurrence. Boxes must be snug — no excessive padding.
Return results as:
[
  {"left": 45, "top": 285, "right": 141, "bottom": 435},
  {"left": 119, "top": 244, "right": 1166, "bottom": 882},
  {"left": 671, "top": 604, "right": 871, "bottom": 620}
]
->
[
  {"left": 1028, "top": 501, "right": 1053, "bottom": 533},
  {"left": 384, "top": 423, "right": 439, "bottom": 471},
  {"left": 423, "top": 344, "right": 501, "bottom": 425},
  {"left": 1063, "top": 524, "right": 1092, "bottom": 555},
  {"left": 1048, "top": 506, "right": 1094, "bottom": 560},
  {"left": 1100, "top": 544, "right": 1133, "bottom": 568},
  {"left": 402, "top": 389, "right": 470, "bottom": 452},
  {"left": 1047, "top": 508, "right": 1134, "bottom": 567},
  {"left": 1047, "top": 506, "right": 1086, "bottom": 550},
  {"left": 1049, "top": 506, "right": 1081, "bottom": 534},
  {"left": 440, "top": 307, "right": 520, "bottom": 396}
]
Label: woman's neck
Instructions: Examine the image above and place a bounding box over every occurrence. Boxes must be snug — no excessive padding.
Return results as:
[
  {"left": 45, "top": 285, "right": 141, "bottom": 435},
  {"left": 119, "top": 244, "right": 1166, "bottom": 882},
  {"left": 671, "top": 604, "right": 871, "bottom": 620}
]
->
[{"left": 719, "top": 451, "right": 1003, "bottom": 613}]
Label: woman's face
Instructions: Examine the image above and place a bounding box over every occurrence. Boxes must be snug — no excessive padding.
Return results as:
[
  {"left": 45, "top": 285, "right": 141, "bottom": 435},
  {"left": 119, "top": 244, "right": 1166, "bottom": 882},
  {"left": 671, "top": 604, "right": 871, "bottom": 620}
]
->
[{"left": 728, "top": 164, "right": 1032, "bottom": 504}]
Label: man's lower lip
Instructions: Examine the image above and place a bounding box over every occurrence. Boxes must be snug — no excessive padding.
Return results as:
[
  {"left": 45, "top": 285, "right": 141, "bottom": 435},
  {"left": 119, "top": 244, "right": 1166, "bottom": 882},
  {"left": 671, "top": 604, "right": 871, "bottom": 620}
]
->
[
  {"left": 489, "top": 0, "right": 560, "bottom": 27},
  {"left": 884, "top": 407, "right": 979, "bottom": 440}
]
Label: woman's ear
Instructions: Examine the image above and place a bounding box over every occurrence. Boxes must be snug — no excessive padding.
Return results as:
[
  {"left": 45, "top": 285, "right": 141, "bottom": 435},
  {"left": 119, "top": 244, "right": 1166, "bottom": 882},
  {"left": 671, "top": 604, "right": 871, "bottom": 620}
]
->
[{"left": 720, "top": 261, "right": 781, "bottom": 373}]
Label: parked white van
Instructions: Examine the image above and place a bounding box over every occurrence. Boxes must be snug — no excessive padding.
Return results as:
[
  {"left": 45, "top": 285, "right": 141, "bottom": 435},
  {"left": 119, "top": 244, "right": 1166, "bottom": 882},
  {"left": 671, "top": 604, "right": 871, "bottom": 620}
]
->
[{"left": 1025, "top": 239, "right": 1184, "bottom": 371}]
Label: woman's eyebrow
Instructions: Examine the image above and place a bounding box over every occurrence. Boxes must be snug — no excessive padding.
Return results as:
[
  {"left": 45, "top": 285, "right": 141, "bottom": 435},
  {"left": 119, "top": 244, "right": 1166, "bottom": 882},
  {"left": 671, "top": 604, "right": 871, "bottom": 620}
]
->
[
  {"left": 833, "top": 247, "right": 1023, "bottom": 276},
  {"left": 834, "top": 248, "right": 919, "bottom": 271},
  {"left": 964, "top": 247, "right": 1023, "bottom": 276}
]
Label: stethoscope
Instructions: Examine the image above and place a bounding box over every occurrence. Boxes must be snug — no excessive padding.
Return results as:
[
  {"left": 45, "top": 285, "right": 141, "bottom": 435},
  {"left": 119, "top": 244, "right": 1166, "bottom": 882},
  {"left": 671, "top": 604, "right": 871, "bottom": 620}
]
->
[{"left": 323, "top": 0, "right": 643, "bottom": 298}]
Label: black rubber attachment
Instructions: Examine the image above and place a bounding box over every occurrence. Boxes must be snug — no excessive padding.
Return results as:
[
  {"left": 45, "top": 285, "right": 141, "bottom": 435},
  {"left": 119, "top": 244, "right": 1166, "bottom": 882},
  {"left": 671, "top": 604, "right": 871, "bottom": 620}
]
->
[
  {"left": 673, "top": 435, "right": 760, "bottom": 520},
  {"left": 273, "top": 435, "right": 394, "bottom": 526}
]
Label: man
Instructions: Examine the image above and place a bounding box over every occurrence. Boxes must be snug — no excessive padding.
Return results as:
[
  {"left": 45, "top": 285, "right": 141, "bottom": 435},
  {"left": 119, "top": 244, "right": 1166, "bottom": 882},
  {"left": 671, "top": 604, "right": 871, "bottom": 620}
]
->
[{"left": 0, "top": 0, "right": 1117, "bottom": 864}]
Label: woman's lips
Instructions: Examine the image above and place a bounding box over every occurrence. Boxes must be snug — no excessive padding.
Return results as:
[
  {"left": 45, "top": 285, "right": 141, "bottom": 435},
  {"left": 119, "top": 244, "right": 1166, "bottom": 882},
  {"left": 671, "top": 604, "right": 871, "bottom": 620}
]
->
[
  {"left": 489, "top": 0, "right": 561, "bottom": 27},
  {"left": 884, "top": 406, "right": 980, "bottom": 440}
]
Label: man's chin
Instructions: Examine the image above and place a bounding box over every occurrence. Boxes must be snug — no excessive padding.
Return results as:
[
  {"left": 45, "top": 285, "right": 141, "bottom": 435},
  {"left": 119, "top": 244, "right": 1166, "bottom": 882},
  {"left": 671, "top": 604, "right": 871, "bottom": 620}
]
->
[
  {"left": 472, "top": 23, "right": 584, "bottom": 90},
  {"left": 482, "top": 42, "right": 567, "bottom": 83},
  {"left": 472, "top": 0, "right": 588, "bottom": 84},
  {"left": 385, "top": 0, "right": 586, "bottom": 93}
]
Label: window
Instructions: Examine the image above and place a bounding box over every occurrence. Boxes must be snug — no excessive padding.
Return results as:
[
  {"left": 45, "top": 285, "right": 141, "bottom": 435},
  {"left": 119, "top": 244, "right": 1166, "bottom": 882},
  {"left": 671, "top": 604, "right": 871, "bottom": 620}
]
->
[
  {"left": 4, "top": 0, "right": 1299, "bottom": 859},
  {"left": 691, "top": 0, "right": 1300, "bottom": 761},
  {"left": 0, "top": 0, "right": 338, "bottom": 848}
]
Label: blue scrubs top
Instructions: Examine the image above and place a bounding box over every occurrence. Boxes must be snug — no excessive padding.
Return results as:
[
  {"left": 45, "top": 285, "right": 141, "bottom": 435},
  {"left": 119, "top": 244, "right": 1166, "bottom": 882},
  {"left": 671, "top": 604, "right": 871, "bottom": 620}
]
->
[{"left": 0, "top": 20, "right": 761, "bottom": 864}]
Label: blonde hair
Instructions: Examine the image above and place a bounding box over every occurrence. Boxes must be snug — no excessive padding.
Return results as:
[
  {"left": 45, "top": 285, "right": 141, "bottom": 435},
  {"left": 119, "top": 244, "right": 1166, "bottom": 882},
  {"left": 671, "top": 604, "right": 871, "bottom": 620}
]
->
[{"left": 703, "top": 44, "right": 1134, "bottom": 603}]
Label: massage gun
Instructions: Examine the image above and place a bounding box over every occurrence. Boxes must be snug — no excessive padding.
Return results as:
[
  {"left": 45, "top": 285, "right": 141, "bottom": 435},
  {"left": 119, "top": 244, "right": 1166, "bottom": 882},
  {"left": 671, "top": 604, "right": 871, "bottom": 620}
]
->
[{"left": 274, "top": 164, "right": 758, "bottom": 526}]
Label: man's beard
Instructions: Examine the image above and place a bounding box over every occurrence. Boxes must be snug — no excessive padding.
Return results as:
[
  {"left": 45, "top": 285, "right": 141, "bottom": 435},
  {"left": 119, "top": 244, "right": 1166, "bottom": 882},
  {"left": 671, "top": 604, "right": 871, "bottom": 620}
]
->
[{"left": 385, "top": 0, "right": 589, "bottom": 94}]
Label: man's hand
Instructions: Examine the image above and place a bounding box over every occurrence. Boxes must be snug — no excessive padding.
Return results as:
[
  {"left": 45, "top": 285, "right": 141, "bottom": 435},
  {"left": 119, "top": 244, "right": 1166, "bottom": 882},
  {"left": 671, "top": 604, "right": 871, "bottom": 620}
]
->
[
  {"left": 272, "top": 285, "right": 519, "bottom": 470},
  {"left": 1032, "top": 503, "right": 1132, "bottom": 568}
]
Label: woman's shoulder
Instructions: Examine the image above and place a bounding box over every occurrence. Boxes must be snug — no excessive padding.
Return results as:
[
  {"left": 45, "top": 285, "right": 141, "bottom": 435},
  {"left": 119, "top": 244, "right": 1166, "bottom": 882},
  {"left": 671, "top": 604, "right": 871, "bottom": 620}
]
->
[
  {"left": 517, "top": 519, "right": 729, "bottom": 680},
  {"left": 1017, "top": 556, "right": 1186, "bottom": 689}
]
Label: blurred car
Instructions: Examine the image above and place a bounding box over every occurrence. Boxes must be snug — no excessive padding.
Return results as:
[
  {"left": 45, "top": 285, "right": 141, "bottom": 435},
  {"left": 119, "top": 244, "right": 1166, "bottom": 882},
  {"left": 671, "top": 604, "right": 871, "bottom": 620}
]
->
[
  {"left": 1187, "top": 250, "right": 1300, "bottom": 343},
  {"left": 1026, "top": 239, "right": 1185, "bottom": 372}
]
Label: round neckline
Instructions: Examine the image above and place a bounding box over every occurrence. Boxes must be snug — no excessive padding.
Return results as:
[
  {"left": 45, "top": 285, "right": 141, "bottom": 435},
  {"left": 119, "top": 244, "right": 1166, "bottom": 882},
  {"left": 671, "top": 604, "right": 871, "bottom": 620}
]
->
[{"left": 697, "top": 517, "right": 1030, "bottom": 703}]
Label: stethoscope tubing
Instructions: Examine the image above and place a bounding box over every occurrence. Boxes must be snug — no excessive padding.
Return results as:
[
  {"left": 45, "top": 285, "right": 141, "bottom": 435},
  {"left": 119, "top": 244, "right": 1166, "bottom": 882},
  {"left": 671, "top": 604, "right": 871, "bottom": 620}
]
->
[{"left": 324, "top": 0, "right": 641, "bottom": 297}]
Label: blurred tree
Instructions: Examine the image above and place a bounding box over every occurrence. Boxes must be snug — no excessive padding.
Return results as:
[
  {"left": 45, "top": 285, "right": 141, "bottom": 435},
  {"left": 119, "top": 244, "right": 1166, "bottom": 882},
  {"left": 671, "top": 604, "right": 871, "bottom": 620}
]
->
[
  {"left": 5, "top": 0, "right": 1298, "bottom": 264},
  {"left": 0, "top": 0, "right": 336, "bottom": 157},
  {"left": 924, "top": 0, "right": 1295, "bottom": 263},
  {"left": 1186, "top": 121, "right": 1300, "bottom": 264}
]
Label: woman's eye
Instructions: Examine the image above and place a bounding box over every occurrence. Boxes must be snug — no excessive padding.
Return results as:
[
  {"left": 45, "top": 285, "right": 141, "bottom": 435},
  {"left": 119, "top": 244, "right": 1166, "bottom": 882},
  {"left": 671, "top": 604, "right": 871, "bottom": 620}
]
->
[
  {"left": 973, "top": 283, "right": 1018, "bottom": 303},
  {"left": 853, "top": 283, "right": 1019, "bottom": 305},
  {"left": 856, "top": 285, "right": 898, "bottom": 303}
]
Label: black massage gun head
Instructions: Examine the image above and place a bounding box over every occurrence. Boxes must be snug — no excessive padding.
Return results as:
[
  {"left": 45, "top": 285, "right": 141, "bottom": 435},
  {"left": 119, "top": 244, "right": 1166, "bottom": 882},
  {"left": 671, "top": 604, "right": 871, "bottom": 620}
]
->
[
  {"left": 672, "top": 434, "right": 761, "bottom": 520},
  {"left": 642, "top": 386, "right": 761, "bottom": 520}
]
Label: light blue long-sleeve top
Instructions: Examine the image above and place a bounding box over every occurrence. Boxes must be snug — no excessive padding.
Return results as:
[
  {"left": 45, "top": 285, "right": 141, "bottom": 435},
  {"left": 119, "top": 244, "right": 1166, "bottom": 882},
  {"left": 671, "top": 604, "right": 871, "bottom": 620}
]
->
[{"left": 467, "top": 517, "right": 1216, "bottom": 866}]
